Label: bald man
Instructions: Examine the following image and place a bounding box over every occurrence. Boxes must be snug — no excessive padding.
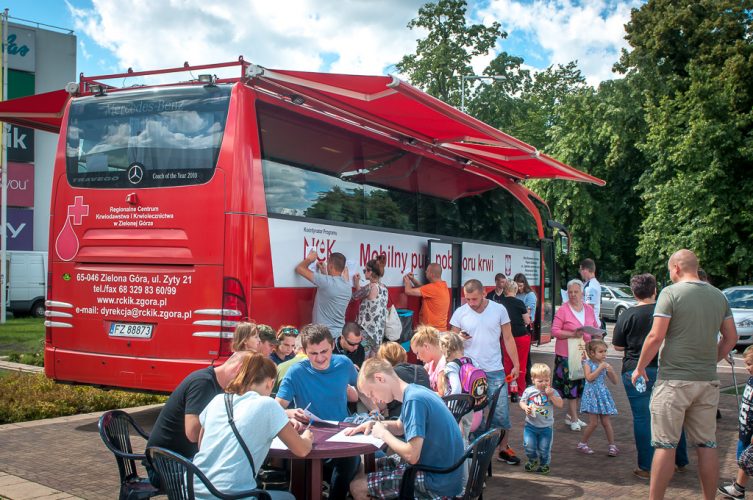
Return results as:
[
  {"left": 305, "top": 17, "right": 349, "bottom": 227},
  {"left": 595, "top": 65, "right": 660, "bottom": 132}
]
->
[
  {"left": 632, "top": 249, "right": 737, "bottom": 500},
  {"left": 403, "top": 263, "right": 450, "bottom": 330}
]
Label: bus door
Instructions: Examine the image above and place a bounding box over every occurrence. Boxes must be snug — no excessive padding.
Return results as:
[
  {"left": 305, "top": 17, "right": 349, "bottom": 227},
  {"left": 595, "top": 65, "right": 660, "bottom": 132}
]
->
[
  {"left": 428, "top": 240, "right": 462, "bottom": 310},
  {"left": 539, "top": 238, "right": 555, "bottom": 341}
]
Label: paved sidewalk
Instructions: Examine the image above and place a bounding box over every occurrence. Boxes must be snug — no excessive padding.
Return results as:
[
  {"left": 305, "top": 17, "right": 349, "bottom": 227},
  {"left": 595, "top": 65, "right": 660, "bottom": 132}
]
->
[{"left": 0, "top": 350, "right": 746, "bottom": 499}]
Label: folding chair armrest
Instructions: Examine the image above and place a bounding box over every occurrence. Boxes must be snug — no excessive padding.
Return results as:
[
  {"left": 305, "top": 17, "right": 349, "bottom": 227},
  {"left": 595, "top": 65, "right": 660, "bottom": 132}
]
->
[
  {"left": 192, "top": 459, "right": 272, "bottom": 500},
  {"left": 130, "top": 422, "right": 151, "bottom": 441},
  {"left": 113, "top": 450, "right": 147, "bottom": 461},
  {"left": 398, "top": 447, "right": 473, "bottom": 499}
]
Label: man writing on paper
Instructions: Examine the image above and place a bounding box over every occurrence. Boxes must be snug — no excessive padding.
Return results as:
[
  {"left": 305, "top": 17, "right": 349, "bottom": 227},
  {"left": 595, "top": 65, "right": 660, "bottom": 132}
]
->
[
  {"left": 346, "top": 358, "right": 465, "bottom": 500},
  {"left": 276, "top": 324, "right": 360, "bottom": 500}
]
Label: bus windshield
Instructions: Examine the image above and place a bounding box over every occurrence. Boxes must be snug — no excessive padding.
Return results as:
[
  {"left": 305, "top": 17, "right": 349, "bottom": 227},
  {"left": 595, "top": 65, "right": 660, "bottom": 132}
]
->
[{"left": 65, "top": 85, "right": 231, "bottom": 188}]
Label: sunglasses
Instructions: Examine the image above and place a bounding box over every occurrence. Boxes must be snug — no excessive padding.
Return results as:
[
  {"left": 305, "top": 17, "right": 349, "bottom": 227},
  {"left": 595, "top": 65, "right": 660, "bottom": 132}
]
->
[
  {"left": 280, "top": 327, "right": 299, "bottom": 336},
  {"left": 343, "top": 337, "right": 361, "bottom": 347}
]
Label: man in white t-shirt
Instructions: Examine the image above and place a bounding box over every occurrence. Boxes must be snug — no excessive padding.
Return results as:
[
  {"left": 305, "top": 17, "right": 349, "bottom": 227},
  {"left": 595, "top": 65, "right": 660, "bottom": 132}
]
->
[
  {"left": 450, "top": 279, "right": 520, "bottom": 465},
  {"left": 579, "top": 258, "right": 603, "bottom": 327}
]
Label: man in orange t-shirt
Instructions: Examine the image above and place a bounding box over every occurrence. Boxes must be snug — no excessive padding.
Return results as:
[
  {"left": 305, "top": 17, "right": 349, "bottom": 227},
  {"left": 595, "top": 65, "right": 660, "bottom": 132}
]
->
[{"left": 403, "top": 263, "right": 450, "bottom": 330}]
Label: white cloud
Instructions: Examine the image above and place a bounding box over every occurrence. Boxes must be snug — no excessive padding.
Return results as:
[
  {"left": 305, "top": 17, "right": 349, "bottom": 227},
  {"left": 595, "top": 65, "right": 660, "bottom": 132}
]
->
[
  {"left": 478, "top": 0, "right": 641, "bottom": 86},
  {"left": 67, "top": 0, "right": 639, "bottom": 89},
  {"left": 68, "top": 0, "right": 424, "bottom": 82}
]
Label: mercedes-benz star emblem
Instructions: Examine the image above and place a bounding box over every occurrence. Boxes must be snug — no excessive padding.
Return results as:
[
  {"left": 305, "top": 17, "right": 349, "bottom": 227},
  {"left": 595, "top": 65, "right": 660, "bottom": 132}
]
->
[{"left": 127, "top": 164, "right": 144, "bottom": 185}]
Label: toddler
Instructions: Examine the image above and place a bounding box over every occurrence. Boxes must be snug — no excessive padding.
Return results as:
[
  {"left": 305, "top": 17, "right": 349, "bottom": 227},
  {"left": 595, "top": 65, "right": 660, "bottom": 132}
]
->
[
  {"left": 520, "top": 363, "right": 563, "bottom": 474},
  {"left": 719, "top": 346, "right": 753, "bottom": 499},
  {"left": 577, "top": 339, "right": 619, "bottom": 456}
]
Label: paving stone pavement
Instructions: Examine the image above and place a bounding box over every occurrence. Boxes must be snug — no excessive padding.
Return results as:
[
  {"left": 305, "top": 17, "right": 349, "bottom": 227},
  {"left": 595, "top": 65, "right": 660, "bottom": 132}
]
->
[{"left": 0, "top": 347, "right": 746, "bottom": 499}]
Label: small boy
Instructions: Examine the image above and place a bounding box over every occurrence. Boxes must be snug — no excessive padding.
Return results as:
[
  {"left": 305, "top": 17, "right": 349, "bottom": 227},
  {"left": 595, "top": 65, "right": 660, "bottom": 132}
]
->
[
  {"left": 519, "top": 363, "right": 564, "bottom": 474},
  {"left": 719, "top": 346, "right": 753, "bottom": 499}
]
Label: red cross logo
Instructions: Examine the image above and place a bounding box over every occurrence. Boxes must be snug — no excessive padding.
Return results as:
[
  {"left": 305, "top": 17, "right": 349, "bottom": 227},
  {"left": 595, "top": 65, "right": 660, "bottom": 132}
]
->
[{"left": 68, "top": 196, "right": 89, "bottom": 225}]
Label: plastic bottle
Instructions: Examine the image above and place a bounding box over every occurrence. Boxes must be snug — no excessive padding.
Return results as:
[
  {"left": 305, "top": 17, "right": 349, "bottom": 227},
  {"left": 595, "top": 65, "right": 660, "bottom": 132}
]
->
[
  {"left": 635, "top": 376, "right": 646, "bottom": 393},
  {"left": 510, "top": 379, "right": 518, "bottom": 399}
]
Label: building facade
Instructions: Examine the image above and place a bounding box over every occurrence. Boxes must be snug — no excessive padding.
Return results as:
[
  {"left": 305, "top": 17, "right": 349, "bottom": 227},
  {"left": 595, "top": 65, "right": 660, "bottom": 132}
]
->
[{"left": 4, "top": 21, "right": 76, "bottom": 252}]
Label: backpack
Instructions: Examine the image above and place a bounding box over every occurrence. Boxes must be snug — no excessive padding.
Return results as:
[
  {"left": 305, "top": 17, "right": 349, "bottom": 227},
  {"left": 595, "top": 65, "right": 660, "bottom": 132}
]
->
[{"left": 452, "top": 357, "right": 488, "bottom": 410}]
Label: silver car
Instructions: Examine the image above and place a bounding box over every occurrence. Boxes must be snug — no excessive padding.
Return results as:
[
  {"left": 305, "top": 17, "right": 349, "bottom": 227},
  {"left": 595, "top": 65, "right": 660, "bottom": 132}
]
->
[
  {"left": 723, "top": 286, "right": 753, "bottom": 346},
  {"left": 601, "top": 283, "right": 638, "bottom": 321}
]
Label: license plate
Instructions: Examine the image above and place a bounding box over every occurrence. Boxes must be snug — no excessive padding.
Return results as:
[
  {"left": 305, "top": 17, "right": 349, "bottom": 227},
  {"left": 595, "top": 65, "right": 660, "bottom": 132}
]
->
[{"left": 109, "top": 322, "right": 153, "bottom": 338}]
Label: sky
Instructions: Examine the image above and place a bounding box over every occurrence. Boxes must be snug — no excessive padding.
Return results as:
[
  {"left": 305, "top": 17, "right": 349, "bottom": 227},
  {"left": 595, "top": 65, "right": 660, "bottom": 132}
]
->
[{"left": 3, "top": 0, "right": 643, "bottom": 87}]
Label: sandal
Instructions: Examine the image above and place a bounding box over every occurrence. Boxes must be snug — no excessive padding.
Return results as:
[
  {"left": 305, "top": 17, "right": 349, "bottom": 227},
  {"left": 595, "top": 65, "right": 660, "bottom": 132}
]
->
[
  {"left": 608, "top": 444, "right": 619, "bottom": 457},
  {"left": 576, "top": 442, "right": 594, "bottom": 455}
]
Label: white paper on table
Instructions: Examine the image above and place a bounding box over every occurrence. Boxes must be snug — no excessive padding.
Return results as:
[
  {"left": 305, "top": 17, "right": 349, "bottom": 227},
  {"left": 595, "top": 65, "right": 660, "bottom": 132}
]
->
[
  {"left": 303, "top": 409, "right": 338, "bottom": 427},
  {"left": 326, "top": 428, "right": 384, "bottom": 448},
  {"left": 270, "top": 436, "right": 288, "bottom": 450}
]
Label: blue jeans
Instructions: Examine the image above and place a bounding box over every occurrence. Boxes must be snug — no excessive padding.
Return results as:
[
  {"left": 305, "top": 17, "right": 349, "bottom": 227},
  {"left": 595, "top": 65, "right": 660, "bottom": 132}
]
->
[
  {"left": 323, "top": 456, "right": 360, "bottom": 500},
  {"left": 622, "top": 367, "right": 688, "bottom": 471},
  {"left": 482, "top": 370, "right": 511, "bottom": 430},
  {"left": 523, "top": 424, "right": 553, "bottom": 465}
]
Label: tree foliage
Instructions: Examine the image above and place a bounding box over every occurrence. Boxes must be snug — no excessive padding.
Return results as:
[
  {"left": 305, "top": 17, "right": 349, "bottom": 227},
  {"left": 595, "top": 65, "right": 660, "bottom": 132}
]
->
[
  {"left": 619, "top": 0, "right": 753, "bottom": 284},
  {"left": 396, "top": 0, "right": 753, "bottom": 285},
  {"left": 395, "top": 0, "right": 503, "bottom": 106}
]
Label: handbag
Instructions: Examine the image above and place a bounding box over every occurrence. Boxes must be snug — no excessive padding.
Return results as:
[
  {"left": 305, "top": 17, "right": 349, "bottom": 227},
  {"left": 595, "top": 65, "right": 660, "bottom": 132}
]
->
[
  {"left": 224, "top": 393, "right": 257, "bottom": 479},
  {"left": 567, "top": 337, "right": 586, "bottom": 380},
  {"left": 384, "top": 305, "right": 402, "bottom": 341},
  {"left": 740, "top": 444, "right": 753, "bottom": 476}
]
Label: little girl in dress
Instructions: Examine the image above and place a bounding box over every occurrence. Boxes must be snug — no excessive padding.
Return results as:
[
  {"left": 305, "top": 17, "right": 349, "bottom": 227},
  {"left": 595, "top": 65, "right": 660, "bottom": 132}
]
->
[{"left": 577, "top": 339, "right": 619, "bottom": 456}]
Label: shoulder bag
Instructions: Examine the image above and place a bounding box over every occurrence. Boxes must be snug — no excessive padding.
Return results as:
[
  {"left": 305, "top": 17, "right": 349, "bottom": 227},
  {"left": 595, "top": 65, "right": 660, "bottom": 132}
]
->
[{"left": 224, "top": 393, "right": 257, "bottom": 479}]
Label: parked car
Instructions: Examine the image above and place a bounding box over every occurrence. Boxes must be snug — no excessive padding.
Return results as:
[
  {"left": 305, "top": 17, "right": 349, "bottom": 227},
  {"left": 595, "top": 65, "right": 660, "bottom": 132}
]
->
[
  {"left": 5, "top": 251, "right": 47, "bottom": 317},
  {"left": 601, "top": 282, "right": 638, "bottom": 321},
  {"left": 723, "top": 286, "right": 753, "bottom": 346}
]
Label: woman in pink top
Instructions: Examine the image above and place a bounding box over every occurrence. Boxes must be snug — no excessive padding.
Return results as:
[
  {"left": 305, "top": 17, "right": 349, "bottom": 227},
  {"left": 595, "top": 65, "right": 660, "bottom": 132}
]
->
[
  {"left": 409, "top": 325, "right": 446, "bottom": 393},
  {"left": 552, "top": 279, "right": 600, "bottom": 431}
]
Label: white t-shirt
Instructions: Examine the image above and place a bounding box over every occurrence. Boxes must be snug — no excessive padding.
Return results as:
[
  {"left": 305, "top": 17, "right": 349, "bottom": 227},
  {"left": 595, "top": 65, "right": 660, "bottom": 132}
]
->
[
  {"left": 443, "top": 359, "right": 462, "bottom": 396},
  {"left": 583, "top": 277, "right": 602, "bottom": 319},
  {"left": 572, "top": 307, "right": 586, "bottom": 325},
  {"left": 193, "top": 391, "right": 289, "bottom": 498},
  {"left": 449, "top": 301, "right": 510, "bottom": 372}
]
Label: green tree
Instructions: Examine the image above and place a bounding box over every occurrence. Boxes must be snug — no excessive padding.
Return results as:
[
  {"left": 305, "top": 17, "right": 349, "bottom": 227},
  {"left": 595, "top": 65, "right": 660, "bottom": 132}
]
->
[
  {"left": 396, "top": 0, "right": 503, "bottom": 106},
  {"left": 619, "top": 0, "right": 753, "bottom": 285}
]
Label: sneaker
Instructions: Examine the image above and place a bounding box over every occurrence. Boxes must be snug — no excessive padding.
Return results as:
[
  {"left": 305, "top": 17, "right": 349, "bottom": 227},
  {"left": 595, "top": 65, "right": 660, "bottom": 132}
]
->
[
  {"left": 576, "top": 418, "right": 587, "bottom": 427},
  {"left": 564, "top": 414, "right": 573, "bottom": 425},
  {"left": 524, "top": 460, "right": 538, "bottom": 472},
  {"left": 510, "top": 393, "right": 519, "bottom": 403},
  {"left": 608, "top": 444, "right": 619, "bottom": 457},
  {"left": 576, "top": 442, "right": 594, "bottom": 454},
  {"left": 719, "top": 482, "right": 746, "bottom": 499},
  {"left": 674, "top": 465, "right": 687, "bottom": 473},
  {"left": 632, "top": 469, "right": 650, "bottom": 480},
  {"left": 497, "top": 446, "right": 521, "bottom": 465},
  {"left": 570, "top": 421, "right": 582, "bottom": 431},
  {"left": 536, "top": 464, "right": 550, "bottom": 475}
]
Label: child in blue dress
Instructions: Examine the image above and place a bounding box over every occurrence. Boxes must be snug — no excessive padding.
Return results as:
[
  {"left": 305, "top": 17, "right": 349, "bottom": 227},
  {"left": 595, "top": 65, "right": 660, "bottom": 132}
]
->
[{"left": 577, "top": 339, "right": 619, "bottom": 456}]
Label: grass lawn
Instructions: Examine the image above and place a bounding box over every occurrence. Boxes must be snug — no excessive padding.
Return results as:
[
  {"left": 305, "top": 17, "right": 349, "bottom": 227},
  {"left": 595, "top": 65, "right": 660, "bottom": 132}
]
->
[{"left": 0, "top": 318, "right": 44, "bottom": 357}]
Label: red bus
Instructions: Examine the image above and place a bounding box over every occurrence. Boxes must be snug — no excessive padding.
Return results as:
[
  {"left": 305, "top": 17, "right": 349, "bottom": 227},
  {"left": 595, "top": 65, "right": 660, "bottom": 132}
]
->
[{"left": 0, "top": 59, "right": 602, "bottom": 392}]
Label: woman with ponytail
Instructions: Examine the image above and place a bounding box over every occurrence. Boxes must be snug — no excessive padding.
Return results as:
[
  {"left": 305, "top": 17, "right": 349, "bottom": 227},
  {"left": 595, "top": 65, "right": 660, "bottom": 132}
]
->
[{"left": 352, "top": 254, "right": 389, "bottom": 356}]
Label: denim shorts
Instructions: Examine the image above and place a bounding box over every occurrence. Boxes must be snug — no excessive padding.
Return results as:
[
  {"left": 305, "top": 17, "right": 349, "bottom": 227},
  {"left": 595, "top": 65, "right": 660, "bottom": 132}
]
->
[{"left": 484, "top": 369, "right": 511, "bottom": 430}]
